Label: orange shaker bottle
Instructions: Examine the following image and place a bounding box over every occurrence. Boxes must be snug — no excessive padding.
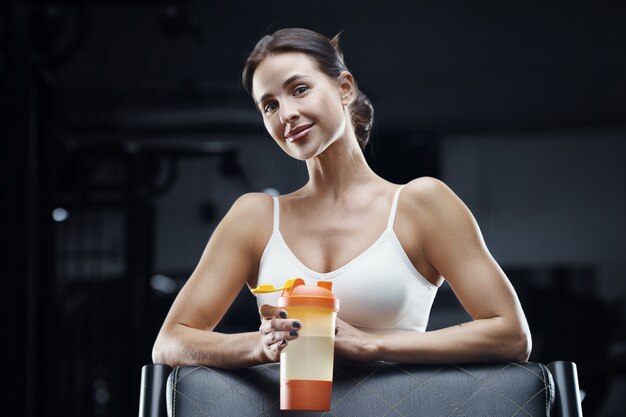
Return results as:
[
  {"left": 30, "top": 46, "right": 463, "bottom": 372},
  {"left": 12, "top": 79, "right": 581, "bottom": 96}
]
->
[
  {"left": 253, "top": 278, "right": 339, "bottom": 411},
  {"left": 279, "top": 278, "right": 339, "bottom": 411}
]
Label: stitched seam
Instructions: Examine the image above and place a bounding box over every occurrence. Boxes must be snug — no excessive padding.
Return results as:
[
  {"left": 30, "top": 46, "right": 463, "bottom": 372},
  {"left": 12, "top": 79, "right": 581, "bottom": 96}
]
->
[
  {"left": 540, "top": 364, "right": 549, "bottom": 417},
  {"left": 171, "top": 367, "right": 212, "bottom": 416},
  {"left": 349, "top": 370, "right": 409, "bottom": 417},
  {"left": 404, "top": 362, "right": 543, "bottom": 417},
  {"left": 511, "top": 361, "right": 544, "bottom": 381},
  {"left": 479, "top": 376, "right": 540, "bottom": 416},
  {"left": 486, "top": 363, "right": 545, "bottom": 417},
  {"left": 405, "top": 366, "right": 467, "bottom": 417},
  {"left": 174, "top": 365, "right": 270, "bottom": 417},
  {"left": 471, "top": 363, "right": 545, "bottom": 417},
  {"left": 389, "top": 364, "right": 467, "bottom": 417},
  {"left": 172, "top": 367, "right": 178, "bottom": 417},
  {"left": 357, "top": 366, "right": 411, "bottom": 417},
  {"left": 511, "top": 363, "right": 550, "bottom": 417},
  {"left": 336, "top": 364, "right": 407, "bottom": 417},
  {"left": 445, "top": 363, "right": 513, "bottom": 417},
  {"left": 510, "top": 387, "right": 548, "bottom": 417},
  {"left": 202, "top": 365, "right": 267, "bottom": 409},
  {"left": 169, "top": 376, "right": 209, "bottom": 416},
  {"left": 511, "top": 359, "right": 550, "bottom": 413},
  {"left": 330, "top": 364, "right": 387, "bottom": 412},
  {"left": 169, "top": 386, "right": 211, "bottom": 417},
  {"left": 171, "top": 362, "right": 548, "bottom": 417}
]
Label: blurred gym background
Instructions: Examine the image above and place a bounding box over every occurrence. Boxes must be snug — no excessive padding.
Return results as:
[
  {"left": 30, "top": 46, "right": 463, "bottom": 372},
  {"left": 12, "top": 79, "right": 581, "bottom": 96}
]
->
[{"left": 1, "top": 1, "right": 625, "bottom": 416}]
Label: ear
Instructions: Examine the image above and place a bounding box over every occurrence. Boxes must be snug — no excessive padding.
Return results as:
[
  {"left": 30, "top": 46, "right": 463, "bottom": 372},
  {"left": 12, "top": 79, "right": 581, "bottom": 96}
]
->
[{"left": 337, "top": 71, "right": 356, "bottom": 107}]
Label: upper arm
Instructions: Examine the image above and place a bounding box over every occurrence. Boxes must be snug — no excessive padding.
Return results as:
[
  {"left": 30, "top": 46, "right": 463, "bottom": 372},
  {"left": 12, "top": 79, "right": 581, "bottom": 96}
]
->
[
  {"left": 161, "top": 193, "right": 273, "bottom": 332},
  {"left": 408, "top": 178, "right": 526, "bottom": 323}
]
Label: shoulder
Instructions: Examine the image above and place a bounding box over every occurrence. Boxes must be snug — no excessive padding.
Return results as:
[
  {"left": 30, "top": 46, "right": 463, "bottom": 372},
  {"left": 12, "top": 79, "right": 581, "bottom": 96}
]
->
[
  {"left": 400, "top": 177, "right": 473, "bottom": 228},
  {"left": 402, "top": 177, "right": 462, "bottom": 209},
  {"left": 223, "top": 192, "right": 275, "bottom": 252},
  {"left": 219, "top": 192, "right": 274, "bottom": 237},
  {"left": 229, "top": 192, "right": 274, "bottom": 217}
]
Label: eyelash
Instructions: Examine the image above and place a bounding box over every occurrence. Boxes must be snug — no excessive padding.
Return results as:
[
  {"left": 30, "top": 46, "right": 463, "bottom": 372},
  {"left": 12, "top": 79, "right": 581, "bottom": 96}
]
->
[{"left": 263, "top": 85, "right": 309, "bottom": 114}]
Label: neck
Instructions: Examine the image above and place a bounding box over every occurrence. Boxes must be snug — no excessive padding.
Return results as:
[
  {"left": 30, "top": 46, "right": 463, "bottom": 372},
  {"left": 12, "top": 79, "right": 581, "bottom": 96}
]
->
[{"left": 304, "top": 135, "right": 378, "bottom": 200}]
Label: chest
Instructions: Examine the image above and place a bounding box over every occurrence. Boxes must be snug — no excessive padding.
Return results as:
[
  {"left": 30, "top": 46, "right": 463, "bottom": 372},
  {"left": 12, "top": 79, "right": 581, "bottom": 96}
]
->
[{"left": 279, "top": 201, "right": 392, "bottom": 274}]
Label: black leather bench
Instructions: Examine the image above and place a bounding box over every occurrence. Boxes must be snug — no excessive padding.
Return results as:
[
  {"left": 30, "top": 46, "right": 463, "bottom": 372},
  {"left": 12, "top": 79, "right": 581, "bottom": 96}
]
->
[{"left": 139, "top": 360, "right": 582, "bottom": 417}]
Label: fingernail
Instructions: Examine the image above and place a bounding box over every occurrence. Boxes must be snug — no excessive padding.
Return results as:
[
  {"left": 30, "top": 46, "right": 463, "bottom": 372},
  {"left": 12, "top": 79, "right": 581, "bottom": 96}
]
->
[
  {"left": 280, "top": 339, "right": 288, "bottom": 346},
  {"left": 292, "top": 321, "right": 301, "bottom": 328},
  {"left": 289, "top": 330, "right": 298, "bottom": 337},
  {"left": 279, "top": 311, "right": 287, "bottom": 319}
]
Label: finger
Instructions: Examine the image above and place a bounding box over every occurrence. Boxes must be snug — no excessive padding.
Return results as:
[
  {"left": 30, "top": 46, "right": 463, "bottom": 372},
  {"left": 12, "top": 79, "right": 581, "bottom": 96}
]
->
[
  {"left": 260, "top": 304, "right": 288, "bottom": 320},
  {"left": 264, "top": 330, "right": 299, "bottom": 346},
  {"left": 264, "top": 338, "right": 287, "bottom": 362},
  {"left": 275, "top": 339, "right": 288, "bottom": 354},
  {"left": 266, "top": 338, "right": 289, "bottom": 360},
  {"left": 260, "top": 318, "right": 301, "bottom": 336},
  {"left": 259, "top": 304, "right": 278, "bottom": 319}
]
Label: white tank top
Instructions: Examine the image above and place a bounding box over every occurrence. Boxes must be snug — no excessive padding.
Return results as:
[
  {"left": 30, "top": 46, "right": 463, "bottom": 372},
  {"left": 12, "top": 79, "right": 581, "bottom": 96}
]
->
[{"left": 251, "top": 185, "right": 438, "bottom": 333}]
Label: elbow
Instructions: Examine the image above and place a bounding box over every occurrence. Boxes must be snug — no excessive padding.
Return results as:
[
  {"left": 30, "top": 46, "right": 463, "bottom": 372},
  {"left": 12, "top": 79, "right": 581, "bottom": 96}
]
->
[
  {"left": 151, "top": 336, "right": 167, "bottom": 365},
  {"left": 151, "top": 331, "right": 179, "bottom": 367},
  {"left": 493, "top": 319, "right": 532, "bottom": 363},
  {"left": 510, "top": 327, "right": 532, "bottom": 362}
]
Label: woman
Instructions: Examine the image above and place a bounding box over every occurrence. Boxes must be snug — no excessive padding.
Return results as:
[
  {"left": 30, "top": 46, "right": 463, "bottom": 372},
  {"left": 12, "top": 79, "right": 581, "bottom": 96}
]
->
[{"left": 152, "top": 28, "right": 531, "bottom": 368}]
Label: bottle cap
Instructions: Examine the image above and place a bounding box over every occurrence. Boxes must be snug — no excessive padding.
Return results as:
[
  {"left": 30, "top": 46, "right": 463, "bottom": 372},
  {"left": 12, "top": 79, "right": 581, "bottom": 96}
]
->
[
  {"left": 278, "top": 278, "right": 339, "bottom": 311},
  {"left": 251, "top": 279, "right": 298, "bottom": 294}
]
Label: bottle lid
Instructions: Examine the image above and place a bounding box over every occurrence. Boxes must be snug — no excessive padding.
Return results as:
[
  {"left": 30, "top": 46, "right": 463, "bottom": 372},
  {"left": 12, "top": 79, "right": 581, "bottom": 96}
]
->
[
  {"left": 251, "top": 279, "right": 298, "bottom": 294},
  {"left": 278, "top": 278, "right": 339, "bottom": 311}
]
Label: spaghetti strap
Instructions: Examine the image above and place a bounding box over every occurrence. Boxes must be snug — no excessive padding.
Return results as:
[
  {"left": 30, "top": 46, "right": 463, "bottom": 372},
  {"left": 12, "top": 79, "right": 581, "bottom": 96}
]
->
[
  {"left": 272, "top": 196, "right": 280, "bottom": 232},
  {"left": 386, "top": 185, "right": 406, "bottom": 230}
]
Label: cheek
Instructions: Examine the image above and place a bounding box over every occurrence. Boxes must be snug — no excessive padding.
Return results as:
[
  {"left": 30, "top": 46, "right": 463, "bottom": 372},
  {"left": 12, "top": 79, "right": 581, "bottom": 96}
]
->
[
  {"left": 263, "top": 117, "right": 282, "bottom": 140},
  {"left": 318, "top": 93, "right": 344, "bottom": 125}
]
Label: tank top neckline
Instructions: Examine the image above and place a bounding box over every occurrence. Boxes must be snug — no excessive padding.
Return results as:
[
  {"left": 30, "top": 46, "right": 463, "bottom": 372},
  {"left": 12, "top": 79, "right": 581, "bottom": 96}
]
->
[{"left": 271, "top": 185, "right": 407, "bottom": 279}]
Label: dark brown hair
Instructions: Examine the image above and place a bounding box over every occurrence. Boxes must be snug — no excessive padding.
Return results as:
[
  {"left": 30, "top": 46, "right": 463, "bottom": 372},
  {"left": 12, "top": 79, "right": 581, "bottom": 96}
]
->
[{"left": 242, "top": 28, "right": 374, "bottom": 151}]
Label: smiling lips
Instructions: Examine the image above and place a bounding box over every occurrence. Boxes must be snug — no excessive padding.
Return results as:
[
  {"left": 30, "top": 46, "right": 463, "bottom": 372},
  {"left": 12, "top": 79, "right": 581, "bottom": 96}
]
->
[{"left": 285, "top": 124, "right": 314, "bottom": 142}]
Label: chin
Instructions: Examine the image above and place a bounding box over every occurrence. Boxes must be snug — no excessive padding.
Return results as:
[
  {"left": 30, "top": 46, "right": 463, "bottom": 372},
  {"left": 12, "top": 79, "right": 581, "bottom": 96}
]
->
[
  {"left": 281, "top": 132, "right": 338, "bottom": 161},
  {"left": 289, "top": 151, "right": 317, "bottom": 161},
  {"left": 280, "top": 141, "right": 320, "bottom": 161}
]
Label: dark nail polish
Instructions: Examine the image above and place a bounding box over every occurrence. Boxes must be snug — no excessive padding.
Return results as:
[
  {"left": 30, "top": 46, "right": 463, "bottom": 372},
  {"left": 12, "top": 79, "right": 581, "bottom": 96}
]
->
[
  {"left": 280, "top": 339, "right": 288, "bottom": 346},
  {"left": 292, "top": 321, "right": 301, "bottom": 328},
  {"left": 279, "top": 311, "right": 287, "bottom": 319},
  {"left": 289, "top": 330, "right": 299, "bottom": 337}
]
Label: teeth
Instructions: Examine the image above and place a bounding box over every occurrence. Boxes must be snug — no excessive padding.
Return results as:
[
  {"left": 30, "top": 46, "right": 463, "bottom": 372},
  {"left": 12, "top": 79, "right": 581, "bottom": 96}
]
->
[{"left": 285, "top": 124, "right": 311, "bottom": 142}]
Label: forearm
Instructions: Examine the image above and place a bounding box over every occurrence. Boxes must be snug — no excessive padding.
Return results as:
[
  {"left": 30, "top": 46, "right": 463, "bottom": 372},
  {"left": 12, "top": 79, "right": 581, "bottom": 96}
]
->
[
  {"left": 372, "top": 317, "right": 531, "bottom": 364},
  {"left": 152, "top": 324, "right": 267, "bottom": 369}
]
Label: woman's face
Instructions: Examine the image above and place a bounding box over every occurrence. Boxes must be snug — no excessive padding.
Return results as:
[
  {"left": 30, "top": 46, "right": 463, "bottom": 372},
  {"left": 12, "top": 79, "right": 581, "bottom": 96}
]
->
[{"left": 252, "top": 52, "right": 355, "bottom": 161}]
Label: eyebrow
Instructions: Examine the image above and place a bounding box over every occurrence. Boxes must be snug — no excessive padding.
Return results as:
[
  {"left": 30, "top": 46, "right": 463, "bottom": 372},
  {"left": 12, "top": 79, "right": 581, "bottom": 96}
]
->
[{"left": 257, "top": 74, "right": 310, "bottom": 106}]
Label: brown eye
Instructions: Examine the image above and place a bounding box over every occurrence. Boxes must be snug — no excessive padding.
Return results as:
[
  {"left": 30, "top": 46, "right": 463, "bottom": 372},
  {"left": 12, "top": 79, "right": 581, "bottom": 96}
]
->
[
  {"left": 264, "top": 101, "right": 278, "bottom": 114},
  {"left": 294, "top": 85, "right": 308, "bottom": 95}
]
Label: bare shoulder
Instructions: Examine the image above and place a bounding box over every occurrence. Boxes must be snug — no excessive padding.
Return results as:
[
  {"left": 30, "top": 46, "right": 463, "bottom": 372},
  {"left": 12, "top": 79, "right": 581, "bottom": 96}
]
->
[
  {"left": 223, "top": 192, "right": 274, "bottom": 253},
  {"left": 403, "top": 176, "right": 482, "bottom": 249},
  {"left": 229, "top": 192, "right": 274, "bottom": 219},
  {"left": 403, "top": 177, "right": 462, "bottom": 211}
]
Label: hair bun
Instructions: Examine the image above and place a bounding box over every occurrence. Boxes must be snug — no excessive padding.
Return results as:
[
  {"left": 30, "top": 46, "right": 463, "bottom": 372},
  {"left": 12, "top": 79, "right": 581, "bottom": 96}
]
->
[{"left": 351, "top": 90, "right": 374, "bottom": 151}]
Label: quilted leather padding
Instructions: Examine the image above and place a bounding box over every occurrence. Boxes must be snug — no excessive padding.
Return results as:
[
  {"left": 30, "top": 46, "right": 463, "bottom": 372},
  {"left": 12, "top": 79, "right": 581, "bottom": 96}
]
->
[{"left": 166, "top": 361, "right": 554, "bottom": 417}]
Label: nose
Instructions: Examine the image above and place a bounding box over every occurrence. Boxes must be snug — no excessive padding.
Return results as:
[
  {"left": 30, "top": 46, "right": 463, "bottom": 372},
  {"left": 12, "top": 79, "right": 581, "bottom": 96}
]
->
[{"left": 279, "top": 99, "right": 299, "bottom": 126}]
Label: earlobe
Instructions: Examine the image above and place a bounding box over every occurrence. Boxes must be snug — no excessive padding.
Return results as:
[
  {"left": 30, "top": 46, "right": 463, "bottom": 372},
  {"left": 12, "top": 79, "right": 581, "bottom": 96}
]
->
[
  {"left": 338, "top": 72, "right": 356, "bottom": 106},
  {"left": 342, "top": 91, "right": 355, "bottom": 107}
]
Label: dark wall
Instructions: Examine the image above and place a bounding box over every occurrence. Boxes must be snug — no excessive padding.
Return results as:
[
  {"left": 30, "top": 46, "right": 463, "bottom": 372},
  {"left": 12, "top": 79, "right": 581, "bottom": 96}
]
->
[{"left": 2, "top": 2, "right": 625, "bottom": 417}]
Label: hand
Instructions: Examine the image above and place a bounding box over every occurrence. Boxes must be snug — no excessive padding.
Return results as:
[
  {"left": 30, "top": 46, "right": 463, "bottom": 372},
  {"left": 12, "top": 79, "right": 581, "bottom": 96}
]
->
[
  {"left": 334, "top": 318, "right": 378, "bottom": 361},
  {"left": 258, "top": 304, "right": 302, "bottom": 362}
]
